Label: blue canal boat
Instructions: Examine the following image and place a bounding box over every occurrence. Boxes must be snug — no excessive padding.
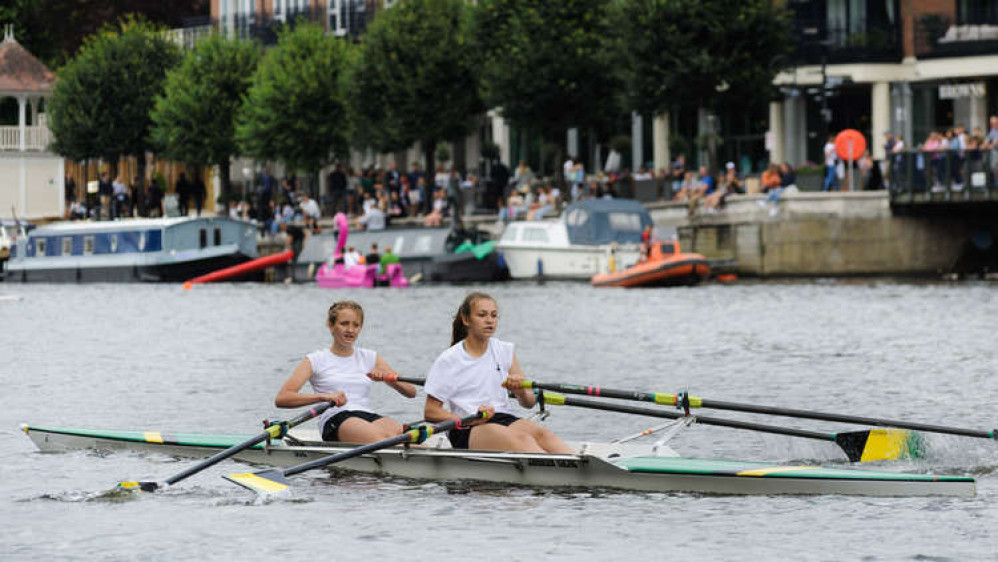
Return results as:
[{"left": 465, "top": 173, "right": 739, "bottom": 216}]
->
[{"left": 4, "top": 217, "right": 258, "bottom": 283}]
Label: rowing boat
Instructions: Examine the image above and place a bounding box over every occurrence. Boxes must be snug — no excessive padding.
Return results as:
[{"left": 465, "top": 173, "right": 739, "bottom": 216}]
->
[{"left": 21, "top": 424, "right": 975, "bottom": 497}]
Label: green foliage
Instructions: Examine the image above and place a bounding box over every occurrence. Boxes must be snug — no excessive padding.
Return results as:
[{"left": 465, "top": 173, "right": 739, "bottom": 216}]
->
[
  {"left": 349, "top": 0, "right": 483, "bottom": 171},
  {"left": 48, "top": 17, "right": 180, "bottom": 163},
  {"left": 473, "top": 0, "right": 623, "bottom": 142},
  {"left": 610, "top": 135, "right": 632, "bottom": 154},
  {"left": 435, "top": 144, "right": 451, "bottom": 164},
  {"left": 236, "top": 23, "right": 353, "bottom": 174},
  {"left": 151, "top": 34, "right": 260, "bottom": 195},
  {"left": 615, "top": 0, "right": 794, "bottom": 116}
]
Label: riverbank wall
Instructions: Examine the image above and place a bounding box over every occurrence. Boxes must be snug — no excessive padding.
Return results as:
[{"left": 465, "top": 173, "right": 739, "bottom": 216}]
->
[{"left": 648, "top": 192, "right": 998, "bottom": 277}]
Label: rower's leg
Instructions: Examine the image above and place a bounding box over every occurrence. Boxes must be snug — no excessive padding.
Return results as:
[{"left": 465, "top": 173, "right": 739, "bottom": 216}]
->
[
  {"left": 337, "top": 417, "right": 402, "bottom": 443},
  {"left": 510, "top": 419, "right": 575, "bottom": 454},
  {"left": 469, "top": 424, "right": 546, "bottom": 453}
]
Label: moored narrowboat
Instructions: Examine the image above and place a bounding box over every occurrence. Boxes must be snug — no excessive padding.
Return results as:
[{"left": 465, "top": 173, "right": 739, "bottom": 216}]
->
[{"left": 5, "top": 217, "right": 258, "bottom": 283}]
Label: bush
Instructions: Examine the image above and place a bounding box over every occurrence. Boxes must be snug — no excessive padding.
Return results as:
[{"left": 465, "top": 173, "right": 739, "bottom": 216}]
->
[
  {"left": 435, "top": 144, "right": 451, "bottom": 164},
  {"left": 610, "top": 135, "right": 631, "bottom": 154}
]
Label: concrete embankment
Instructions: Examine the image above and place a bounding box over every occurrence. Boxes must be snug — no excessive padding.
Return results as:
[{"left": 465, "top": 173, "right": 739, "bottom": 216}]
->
[{"left": 649, "top": 192, "right": 998, "bottom": 277}]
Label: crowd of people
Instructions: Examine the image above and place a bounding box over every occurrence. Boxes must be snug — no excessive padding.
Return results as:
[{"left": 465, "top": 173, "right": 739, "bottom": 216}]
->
[{"left": 64, "top": 170, "right": 206, "bottom": 221}]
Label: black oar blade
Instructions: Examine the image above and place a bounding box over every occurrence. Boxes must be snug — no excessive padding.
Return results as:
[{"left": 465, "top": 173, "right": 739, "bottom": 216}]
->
[
  {"left": 834, "top": 429, "right": 924, "bottom": 463},
  {"left": 223, "top": 469, "right": 290, "bottom": 494},
  {"left": 117, "top": 480, "right": 161, "bottom": 493}
]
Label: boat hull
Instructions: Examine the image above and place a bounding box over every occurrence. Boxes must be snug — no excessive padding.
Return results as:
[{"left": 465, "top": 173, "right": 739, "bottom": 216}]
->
[
  {"left": 22, "top": 425, "right": 975, "bottom": 497},
  {"left": 6, "top": 252, "right": 258, "bottom": 283},
  {"left": 592, "top": 257, "right": 712, "bottom": 288}
]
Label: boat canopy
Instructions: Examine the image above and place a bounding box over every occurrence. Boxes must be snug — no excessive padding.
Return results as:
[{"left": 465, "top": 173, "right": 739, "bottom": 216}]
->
[{"left": 563, "top": 199, "right": 652, "bottom": 245}]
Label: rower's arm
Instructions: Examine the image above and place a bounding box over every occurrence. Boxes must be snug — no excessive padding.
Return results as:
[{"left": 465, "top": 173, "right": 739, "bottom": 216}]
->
[
  {"left": 275, "top": 358, "right": 345, "bottom": 408},
  {"left": 370, "top": 356, "right": 417, "bottom": 398},
  {"left": 423, "top": 395, "right": 454, "bottom": 423},
  {"left": 507, "top": 355, "right": 536, "bottom": 409}
]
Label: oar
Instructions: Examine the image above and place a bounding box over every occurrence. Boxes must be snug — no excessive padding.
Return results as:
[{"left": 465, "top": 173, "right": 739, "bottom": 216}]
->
[
  {"left": 118, "top": 402, "right": 335, "bottom": 492},
  {"left": 223, "top": 411, "right": 489, "bottom": 495},
  {"left": 519, "top": 381, "right": 997, "bottom": 442},
  {"left": 539, "top": 391, "right": 918, "bottom": 462}
]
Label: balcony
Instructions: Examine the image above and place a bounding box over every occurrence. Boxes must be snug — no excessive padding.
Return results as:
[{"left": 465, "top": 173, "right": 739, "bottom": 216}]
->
[
  {"left": 167, "top": 16, "right": 216, "bottom": 49},
  {"left": 0, "top": 125, "right": 52, "bottom": 152},
  {"left": 793, "top": 22, "right": 902, "bottom": 65},
  {"left": 915, "top": 14, "right": 998, "bottom": 58}
]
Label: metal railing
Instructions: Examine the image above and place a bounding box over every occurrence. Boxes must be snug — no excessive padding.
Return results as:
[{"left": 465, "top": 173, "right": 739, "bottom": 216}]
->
[
  {"left": 0, "top": 126, "right": 52, "bottom": 151},
  {"left": 914, "top": 13, "right": 998, "bottom": 58},
  {"left": 887, "top": 149, "right": 998, "bottom": 204}
]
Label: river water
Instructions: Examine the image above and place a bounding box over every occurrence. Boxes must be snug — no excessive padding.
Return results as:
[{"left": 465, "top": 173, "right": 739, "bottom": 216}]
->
[{"left": 1, "top": 281, "right": 996, "bottom": 560}]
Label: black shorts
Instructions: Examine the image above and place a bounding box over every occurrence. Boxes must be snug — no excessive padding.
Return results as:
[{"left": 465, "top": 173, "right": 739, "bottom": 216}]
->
[
  {"left": 447, "top": 412, "right": 520, "bottom": 449},
  {"left": 321, "top": 410, "right": 384, "bottom": 441}
]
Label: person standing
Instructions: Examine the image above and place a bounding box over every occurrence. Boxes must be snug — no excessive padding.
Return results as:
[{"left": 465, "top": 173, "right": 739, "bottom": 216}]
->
[
  {"left": 327, "top": 164, "right": 347, "bottom": 215},
  {"left": 64, "top": 173, "right": 77, "bottom": 212},
  {"left": 274, "top": 301, "right": 417, "bottom": 443},
  {"left": 407, "top": 162, "right": 425, "bottom": 214},
  {"left": 823, "top": 135, "right": 839, "bottom": 191},
  {"left": 422, "top": 292, "right": 573, "bottom": 454},
  {"left": 192, "top": 173, "right": 207, "bottom": 216},
  {"left": 175, "top": 173, "right": 191, "bottom": 217},
  {"left": 279, "top": 221, "right": 307, "bottom": 283},
  {"left": 112, "top": 175, "right": 129, "bottom": 219},
  {"left": 97, "top": 171, "right": 113, "bottom": 220}
]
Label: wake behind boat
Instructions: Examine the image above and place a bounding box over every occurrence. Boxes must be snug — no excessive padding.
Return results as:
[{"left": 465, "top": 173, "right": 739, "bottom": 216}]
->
[{"left": 21, "top": 424, "right": 975, "bottom": 497}]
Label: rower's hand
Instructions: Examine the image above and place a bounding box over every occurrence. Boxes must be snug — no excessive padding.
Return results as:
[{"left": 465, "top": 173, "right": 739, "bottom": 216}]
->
[
  {"left": 322, "top": 392, "right": 347, "bottom": 407},
  {"left": 502, "top": 374, "right": 528, "bottom": 394},
  {"left": 367, "top": 368, "right": 398, "bottom": 383},
  {"left": 464, "top": 405, "right": 495, "bottom": 426}
]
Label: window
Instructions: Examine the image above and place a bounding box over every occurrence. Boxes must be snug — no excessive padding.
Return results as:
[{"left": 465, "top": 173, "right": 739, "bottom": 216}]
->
[
  {"left": 199, "top": 229, "right": 207, "bottom": 249},
  {"left": 138, "top": 232, "right": 146, "bottom": 251},
  {"left": 35, "top": 238, "right": 46, "bottom": 256},
  {"left": 328, "top": 0, "right": 346, "bottom": 36},
  {"left": 522, "top": 228, "right": 549, "bottom": 243},
  {"left": 62, "top": 237, "right": 72, "bottom": 256},
  {"left": 565, "top": 208, "right": 589, "bottom": 227},
  {"left": 214, "top": 228, "right": 221, "bottom": 246},
  {"left": 660, "top": 243, "right": 676, "bottom": 255},
  {"left": 607, "top": 213, "right": 643, "bottom": 232},
  {"left": 110, "top": 234, "right": 118, "bottom": 253},
  {"left": 84, "top": 236, "right": 94, "bottom": 255}
]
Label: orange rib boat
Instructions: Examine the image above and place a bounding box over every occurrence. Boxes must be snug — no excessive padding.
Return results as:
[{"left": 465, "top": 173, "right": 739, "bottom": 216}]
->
[{"left": 592, "top": 241, "right": 711, "bottom": 288}]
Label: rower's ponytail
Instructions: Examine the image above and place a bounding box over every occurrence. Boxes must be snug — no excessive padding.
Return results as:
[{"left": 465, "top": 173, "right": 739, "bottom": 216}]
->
[{"left": 451, "top": 292, "right": 495, "bottom": 346}]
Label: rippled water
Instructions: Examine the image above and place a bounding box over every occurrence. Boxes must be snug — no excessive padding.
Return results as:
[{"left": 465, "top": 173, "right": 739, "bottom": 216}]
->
[{"left": 2, "top": 281, "right": 997, "bottom": 560}]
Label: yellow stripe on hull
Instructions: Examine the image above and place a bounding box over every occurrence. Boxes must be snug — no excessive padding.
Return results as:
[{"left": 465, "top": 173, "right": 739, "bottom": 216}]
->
[{"left": 143, "top": 432, "right": 164, "bottom": 443}]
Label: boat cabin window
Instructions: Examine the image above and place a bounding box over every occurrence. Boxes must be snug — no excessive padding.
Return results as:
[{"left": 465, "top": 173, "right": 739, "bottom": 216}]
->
[
  {"left": 199, "top": 229, "right": 207, "bottom": 249},
  {"left": 607, "top": 212, "right": 643, "bottom": 232},
  {"left": 35, "top": 238, "right": 46, "bottom": 256},
  {"left": 84, "top": 236, "right": 94, "bottom": 255},
  {"left": 414, "top": 235, "right": 432, "bottom": 253},
  {"left": 522, "top": 228, "right": 549, "bottom": 243},
  {"left": 110, "top": 234, "right": 118, "bottom": 253},
  {"left": 138, "top": 232, "right": 146, "bottom": 251},
  {"left": 500, "top": 227, "right": 519, "bottom": 243},
  {"left": 213, "top": 228, "right": 221, "bottom": 246},
  {"left": 62, "top": 237, "right": 72, "bottom": 256},
  {"left": 565, "top": 208, "right": 589, "bottom": 227},
  {"left": 660, "top": 243, "right": 676, "bottom": 254}
]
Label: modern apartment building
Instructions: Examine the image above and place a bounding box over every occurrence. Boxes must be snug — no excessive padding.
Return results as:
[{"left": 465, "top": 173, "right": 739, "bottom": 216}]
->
[{"left": 773, "top": 0, "right": 998, "bottom": 164}]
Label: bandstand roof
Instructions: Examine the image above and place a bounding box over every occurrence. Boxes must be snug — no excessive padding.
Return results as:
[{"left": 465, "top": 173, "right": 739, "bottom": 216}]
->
[{"left": 0, "top": 28, "right": 55, "bottom": 96}]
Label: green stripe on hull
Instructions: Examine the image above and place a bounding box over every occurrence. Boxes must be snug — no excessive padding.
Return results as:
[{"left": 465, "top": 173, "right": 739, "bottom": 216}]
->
[
  {"left": 27, "top": 426, "right": 263, "bottom": 450},
  {"left": 616, "top": 457, "right": 974, "bottom": 483}
]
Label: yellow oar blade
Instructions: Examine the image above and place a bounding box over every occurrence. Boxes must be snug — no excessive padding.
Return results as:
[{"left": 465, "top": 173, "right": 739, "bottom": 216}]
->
[
  {"left": 223, "top": 470, "right": 289, "bottom": 494},
  {"left": 117, "top": 481, "right": 161, "bottom": 492},
  {"left": 835, "top": 429, "right": 925, "bottom": 462}
]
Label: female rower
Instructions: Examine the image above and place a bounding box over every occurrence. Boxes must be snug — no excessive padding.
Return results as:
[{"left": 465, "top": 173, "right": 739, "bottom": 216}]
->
[
  {"left": 275, "top": 300, "right": 417, "bottom": 443},
  {"left": 423, "top": 292, "right": 574, "bottom": 453}
]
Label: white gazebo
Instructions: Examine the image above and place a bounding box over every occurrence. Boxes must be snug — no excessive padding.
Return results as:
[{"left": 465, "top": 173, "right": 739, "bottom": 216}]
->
[{"left": 0, "top": 24, "right": 63, "bottom": 219}]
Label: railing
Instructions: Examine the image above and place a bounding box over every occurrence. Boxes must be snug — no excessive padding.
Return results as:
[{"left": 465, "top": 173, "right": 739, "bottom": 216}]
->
[
  {"left": 792, "top": 20, "right": 902, "bottom": 65},
  {"left": 914, "top": 14, "right": 998, "bottom": 58},
  {"left": 0, "top": 126, "right": 53, "bottom": 151},
  {"left": 887, "top": 149, "right": 998, "bottom": 204},
  {"left": 166, "top": 18, "right": 216, "bottom": 49}
]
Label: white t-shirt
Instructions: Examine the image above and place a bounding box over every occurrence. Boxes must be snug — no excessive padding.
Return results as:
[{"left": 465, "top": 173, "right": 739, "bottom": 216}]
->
[
  {"left": 824, "top": 142, "right": 837, "bottom": 167},
  {"left": 424, "top": 338, "right": 516, "bottom": 418},
  {"left": 307, "top": 347, "right": 378, "bottom": 430}
]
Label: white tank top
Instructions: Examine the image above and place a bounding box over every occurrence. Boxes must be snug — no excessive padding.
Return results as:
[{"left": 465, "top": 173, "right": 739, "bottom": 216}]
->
[
  {"left": 424, "top": 338, "right": 515, "bottom": 418},
  {"left": 307, "top": 347, "right": 378, "bottom": 430}
]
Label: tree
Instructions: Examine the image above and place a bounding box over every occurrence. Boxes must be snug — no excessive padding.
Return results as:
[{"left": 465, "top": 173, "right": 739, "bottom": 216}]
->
[
  {"left": 2, "top": 0, "right": 208, "bottom": 69},
  {"left": 48, "top": 18, "right": 180, "bottom": 183},
  {"left": 473, "top": 0, "right": 623, "bottom": 166},
  {"left": 615, "top": 0, "right": 793, "bottom": 168},
  {"left": 151, "top": 34, "right": 260, "bottom": 203},
  {"left": 236, "top": 23, "right": 353, "bottom": 184},
  {"left": 350, "top": 0, "right": 483, "bottom": 177}
]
